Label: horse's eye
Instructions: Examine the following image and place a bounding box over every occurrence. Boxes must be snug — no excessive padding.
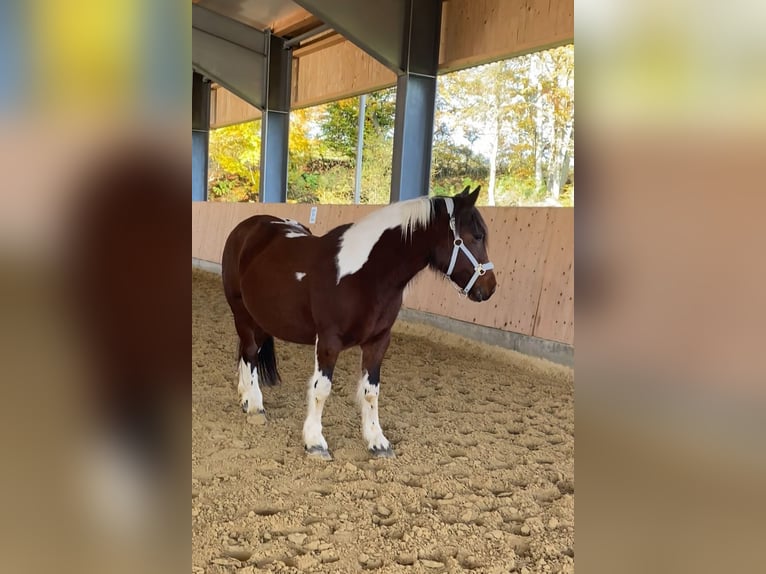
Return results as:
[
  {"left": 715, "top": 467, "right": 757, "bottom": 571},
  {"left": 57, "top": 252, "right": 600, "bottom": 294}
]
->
[{"left": 473, "top": 233, "right": 484, "bottom": 242}]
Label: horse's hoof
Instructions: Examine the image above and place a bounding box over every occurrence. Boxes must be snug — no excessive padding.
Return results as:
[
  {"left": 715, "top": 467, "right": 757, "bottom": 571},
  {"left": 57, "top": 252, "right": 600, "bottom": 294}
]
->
[
  {"left": 241, "top": 400, "right": 248, "bottom": 413},
  {"left": 246, "top": 410, "right": 267, "bottom": 426},
  {"left": 369, "top": 446, "right": 396, "bottom": 459},
  {"left": 305, "top": 446, "right": 333, "bottom": 461}
]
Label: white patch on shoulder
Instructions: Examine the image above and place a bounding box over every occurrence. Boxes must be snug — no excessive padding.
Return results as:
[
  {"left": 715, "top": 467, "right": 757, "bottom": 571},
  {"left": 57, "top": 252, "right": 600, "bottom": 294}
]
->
[
  {"left": 295, "top": 272, "right": 306, "bottom": 281},
  {"left": 335, "top": 197, "right": 433, "bottom": 284}
]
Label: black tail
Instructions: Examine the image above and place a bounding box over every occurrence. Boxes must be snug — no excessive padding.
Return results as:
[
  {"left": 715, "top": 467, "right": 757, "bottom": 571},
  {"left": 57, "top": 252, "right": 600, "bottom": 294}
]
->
[{"left": 256, "top": 336, "right": 281, "bottom": 386}]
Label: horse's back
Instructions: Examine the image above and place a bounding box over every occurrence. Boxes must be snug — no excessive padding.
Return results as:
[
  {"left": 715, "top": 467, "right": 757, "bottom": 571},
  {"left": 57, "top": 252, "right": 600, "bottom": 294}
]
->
[
  {"left": 222, "top": 214, "right": 323, "bottom": 343},
  {"left": 222, "top": 215, "right": 308, "bottom": 293}
]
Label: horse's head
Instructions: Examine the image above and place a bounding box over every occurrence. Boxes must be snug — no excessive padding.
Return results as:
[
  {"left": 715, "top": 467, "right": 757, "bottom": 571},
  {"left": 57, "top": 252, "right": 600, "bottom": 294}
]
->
[{"left": 431, "top": 186, "right": 497, "bottom": 302}]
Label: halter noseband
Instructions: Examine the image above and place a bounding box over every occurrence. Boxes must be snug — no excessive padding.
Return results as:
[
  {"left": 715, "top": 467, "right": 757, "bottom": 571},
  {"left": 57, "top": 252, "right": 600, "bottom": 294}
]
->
[{"left": 443, "top": 198, "right": 494, "bottom": 296}]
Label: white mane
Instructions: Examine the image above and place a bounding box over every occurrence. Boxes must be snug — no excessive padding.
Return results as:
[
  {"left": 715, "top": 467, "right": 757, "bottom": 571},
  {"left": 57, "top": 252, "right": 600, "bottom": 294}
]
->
[{"left": 335, "top": 197, "right": 435, "bottom": 283}]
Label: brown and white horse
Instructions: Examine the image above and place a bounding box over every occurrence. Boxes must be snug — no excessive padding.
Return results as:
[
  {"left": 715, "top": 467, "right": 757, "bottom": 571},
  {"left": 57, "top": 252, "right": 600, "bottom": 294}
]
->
[{"left": 221, "top": 186, "right": 496, "bottom": 460}]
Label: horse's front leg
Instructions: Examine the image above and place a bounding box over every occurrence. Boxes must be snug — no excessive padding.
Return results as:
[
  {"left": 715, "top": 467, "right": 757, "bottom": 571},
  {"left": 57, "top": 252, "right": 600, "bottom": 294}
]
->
[
  {"left": 358, "top": 331, "right": 395, "bottom": 458},
  {"left": 302, "top": 335, "right": 340, "bottom": 461}
]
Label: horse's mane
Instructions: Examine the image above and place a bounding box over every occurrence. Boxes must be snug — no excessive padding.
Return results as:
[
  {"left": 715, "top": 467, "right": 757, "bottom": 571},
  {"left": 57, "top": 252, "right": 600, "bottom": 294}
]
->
[
  {"left": 389, "top": 196, "right": 434, "bottom": 235},
  {"left": 335, "top": 197, "right": 435, "bottom": 283},
  {"left": 349, "top": 196, "right": 435, "bottom": 238}
]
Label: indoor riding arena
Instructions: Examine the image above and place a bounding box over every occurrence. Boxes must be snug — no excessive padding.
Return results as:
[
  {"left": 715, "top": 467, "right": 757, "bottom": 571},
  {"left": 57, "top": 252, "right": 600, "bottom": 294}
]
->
[{"left": 192, "top": 2, "right": 574, "bottom": 573}]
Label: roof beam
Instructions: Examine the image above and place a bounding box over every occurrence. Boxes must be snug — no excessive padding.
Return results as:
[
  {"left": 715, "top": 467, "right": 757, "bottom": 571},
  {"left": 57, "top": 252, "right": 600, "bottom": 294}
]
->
[
  {"left": 192, "top": 4, "right": 267, "bottom": 109},
  {"left": 271, "top": 8, "right": 323, "bottom": 39},
  {"left": 292, "top": 0, "right": 410, "bottom": 73}
]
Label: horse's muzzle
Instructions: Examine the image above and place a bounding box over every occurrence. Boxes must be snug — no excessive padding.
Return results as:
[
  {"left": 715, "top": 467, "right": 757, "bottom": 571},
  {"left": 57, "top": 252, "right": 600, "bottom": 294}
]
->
[{"left": 468, "top": 273, "right": 497, "bottom": 302}]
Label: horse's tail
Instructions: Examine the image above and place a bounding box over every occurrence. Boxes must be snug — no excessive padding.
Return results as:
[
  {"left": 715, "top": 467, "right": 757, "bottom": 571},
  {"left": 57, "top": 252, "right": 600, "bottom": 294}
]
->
[{"left": 256, "top": 336, "right": 281, "bottom": 386}]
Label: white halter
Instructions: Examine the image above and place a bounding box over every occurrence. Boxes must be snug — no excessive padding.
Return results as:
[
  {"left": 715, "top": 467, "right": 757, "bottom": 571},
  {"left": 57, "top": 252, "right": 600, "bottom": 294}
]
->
[{"left": 442, "top": 197, "right": 494, "bottom": 296}]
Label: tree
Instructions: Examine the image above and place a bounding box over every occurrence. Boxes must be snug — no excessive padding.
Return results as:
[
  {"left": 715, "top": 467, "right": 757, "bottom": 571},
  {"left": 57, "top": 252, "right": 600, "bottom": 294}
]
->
[
  {"left": 433, "top": 44, "right": 574, "bottom": 206},
  {"left": 320, "top": 89, "right": 396, "bottom": 158},
  {"left": 208, "top": 120, "right": 261, "bottom": 201},
  {"left": 207, "top": 46, "right": 573, "bottom": 207},
  {"left": 316, "top": 88, "right": 397, "bottom": 203}
]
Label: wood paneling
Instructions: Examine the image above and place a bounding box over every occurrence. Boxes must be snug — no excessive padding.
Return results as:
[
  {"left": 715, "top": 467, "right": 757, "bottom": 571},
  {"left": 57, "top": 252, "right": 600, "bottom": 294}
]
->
[
  {"left": 192, "top": 203, "right": 573, "bottom": 345},
  {"left": 210, "top": 86, "right": 261, "bottom": 129},
  {"left": 271, "top": 8, "right": 321, "bottom": 38},
  {"left": 292, "top": 40, "right": 397, "bottom": 109},
  {"left": 439, "top": 0, "right": 574, "bottom": 71}
]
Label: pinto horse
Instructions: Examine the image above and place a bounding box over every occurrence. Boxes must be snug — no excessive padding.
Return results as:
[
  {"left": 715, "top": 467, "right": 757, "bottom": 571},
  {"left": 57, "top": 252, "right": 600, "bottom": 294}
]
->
[{"left": 221, "top": 186, "right": 497, "bottom": 460}]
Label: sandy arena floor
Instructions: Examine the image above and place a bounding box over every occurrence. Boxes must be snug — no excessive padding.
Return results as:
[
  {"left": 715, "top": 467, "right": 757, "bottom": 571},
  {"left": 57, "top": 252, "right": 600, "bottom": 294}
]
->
[{"left": 192, "top": 270, "right": 574, "bottom": 574}]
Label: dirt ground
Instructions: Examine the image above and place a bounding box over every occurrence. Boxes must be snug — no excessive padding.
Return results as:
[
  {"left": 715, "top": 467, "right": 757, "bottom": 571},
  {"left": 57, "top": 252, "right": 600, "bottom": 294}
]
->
[{"left": 192, "top": 269, "right": 574, "bottom": 574}]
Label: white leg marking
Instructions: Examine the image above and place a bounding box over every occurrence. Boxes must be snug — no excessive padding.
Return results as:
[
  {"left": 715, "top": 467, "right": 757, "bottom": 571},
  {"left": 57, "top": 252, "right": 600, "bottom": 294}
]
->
[
  {"left": 238, "top": 358, "right": 264, "bottom": 413},
  {"left": 303, "top": 339, "right": 331, "bottom": 449},
  {"left": 237, "top": 358, "right": 250, "bottom": 396},
  {"left": 295, "top": 272, "right": 306, "bottom": 281},
  {"left": 356, "top": 371, "right": 390, "bottom": 451}
]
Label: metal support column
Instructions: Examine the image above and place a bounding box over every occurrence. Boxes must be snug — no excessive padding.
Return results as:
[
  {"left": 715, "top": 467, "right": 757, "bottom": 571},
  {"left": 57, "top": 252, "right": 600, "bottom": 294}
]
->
[
  {"left": 192, "top": 72, "right": 210, "bottom": 202},
  {"left": 390, "top": 73, "right": 438, "bottom": 201},
  {"left": 259, "top": 32, "right": 292, "bottom": 203},
  {"left": 390, "top": 0, "right": 441, "bottom": 202},
  {"left": 294, "top": 0, "right": 442, "bottom": 202},
  {"left": 353, "top": 94, "right": 367, "bottom": 204}
]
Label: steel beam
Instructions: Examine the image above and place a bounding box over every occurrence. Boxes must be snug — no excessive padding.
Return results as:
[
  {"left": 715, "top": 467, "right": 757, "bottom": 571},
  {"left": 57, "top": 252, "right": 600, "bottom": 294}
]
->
[
  {"left": 390, "top": 73, "right": 437, "bottom": 201},
  {"left": 192, "top": 72, "right": 211, "bottom": 201},
  {"left": 259, "top": 32, "right": 292, "bottom": 203},
  {"left": 293, "top": 0, "right": 407, "bottom": 72},
  {"left": 392, "top": 0, "right": 442, "bottom": 201},
  {"left": 192, "top": 4, "right": 267, "bottom": 108},
  {"left": 354, "top": 94, "right": 367, "bottom": 204},
  {"left": 294, "top": 1, "right": 441, "bottom": 202}
]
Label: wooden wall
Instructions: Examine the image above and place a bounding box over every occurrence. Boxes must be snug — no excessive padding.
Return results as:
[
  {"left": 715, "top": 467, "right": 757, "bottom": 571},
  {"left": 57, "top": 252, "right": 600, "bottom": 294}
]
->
[
  {"left": 192, "top": 203, "right": 573, "bottom": 345},
  {"left": 210, "top": 85, "right": 261, "bottom": 129},
  {"left": 439, "top": 0, "right": 574, "bottom": 71},
  {"left": 207, "top": 0, "right": 574, "bottom": 125},
  {"left": 292, "top": 39, "right": 397, "bottom": 108}
]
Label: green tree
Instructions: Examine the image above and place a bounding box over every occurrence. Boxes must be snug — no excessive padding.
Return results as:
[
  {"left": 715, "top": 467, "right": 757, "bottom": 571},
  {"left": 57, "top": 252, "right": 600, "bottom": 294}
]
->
[
  {"left": 320, "top": 89, "right": 396, "bottom": 157},
  {"left": 433, "top": 44, "right": 574, "bottom": 206},
  {"left": 208, "top": 120, "right": 261, "bottom": 201}
]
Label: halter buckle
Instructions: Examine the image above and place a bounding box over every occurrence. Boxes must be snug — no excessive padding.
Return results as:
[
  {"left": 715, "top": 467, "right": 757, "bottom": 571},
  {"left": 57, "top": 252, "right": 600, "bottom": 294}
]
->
[
  {"left": 454, "top": 238, "right": 463, "bottom": 246},
  {"left": 477, "top": 265, "right": 486, "bottom": 276}
]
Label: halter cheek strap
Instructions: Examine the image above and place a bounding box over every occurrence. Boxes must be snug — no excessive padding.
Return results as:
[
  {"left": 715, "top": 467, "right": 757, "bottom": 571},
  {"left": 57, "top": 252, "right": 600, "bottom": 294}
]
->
[{"left": 443, "top": 198, "right": 494, "bottom": 296}]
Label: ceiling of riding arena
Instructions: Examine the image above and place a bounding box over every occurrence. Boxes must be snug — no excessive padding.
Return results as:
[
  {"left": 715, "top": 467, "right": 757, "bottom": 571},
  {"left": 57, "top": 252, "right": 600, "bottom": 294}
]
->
[
  {"left": 192, "top": 0, "right": 321, "bottom": 37},
  {"left": 193, "top": 0, "right": 574, "bottom": 129}
]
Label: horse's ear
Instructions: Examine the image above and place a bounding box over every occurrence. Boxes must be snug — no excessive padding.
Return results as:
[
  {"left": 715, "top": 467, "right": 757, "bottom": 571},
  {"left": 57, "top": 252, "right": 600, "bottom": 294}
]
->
[
  {"left": 466, "top": 186, "right": 481, "bottom": 207},
  {"left": 454, "top": 185, "right": 480, "bottom": 211}
]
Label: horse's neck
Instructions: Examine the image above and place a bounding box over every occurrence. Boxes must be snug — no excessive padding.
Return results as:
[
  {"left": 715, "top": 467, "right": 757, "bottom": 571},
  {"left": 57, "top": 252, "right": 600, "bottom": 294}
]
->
[{"left": 369, "top": 224, "right": 437, "bottom": 292}]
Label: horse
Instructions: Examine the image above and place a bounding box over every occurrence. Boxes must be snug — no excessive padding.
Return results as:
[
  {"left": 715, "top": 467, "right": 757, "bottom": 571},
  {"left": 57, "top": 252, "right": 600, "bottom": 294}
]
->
[{"left": 221, "top": 186, "right": 497, "bottom": 460}]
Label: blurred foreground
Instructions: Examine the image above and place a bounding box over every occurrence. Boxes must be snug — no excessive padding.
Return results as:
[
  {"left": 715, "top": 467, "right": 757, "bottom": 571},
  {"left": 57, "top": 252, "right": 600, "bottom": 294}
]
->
[
  {"left": 0, "top": 125, "right": 189, "bottom": 574},
  {"left": 576, "top": 1, "right": 766, "bottom": 572},
  {"left": 0, "top": 2, "right": 189, "bottom": 573}
]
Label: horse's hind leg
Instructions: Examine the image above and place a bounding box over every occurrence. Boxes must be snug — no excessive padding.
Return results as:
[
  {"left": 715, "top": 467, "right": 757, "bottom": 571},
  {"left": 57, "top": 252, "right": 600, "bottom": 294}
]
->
[
  {"left": 230, "top": 298, "right": 266, "bottom": 415},
  {"left": 357, "top": 330, "right": 395, "bottom": 458}
]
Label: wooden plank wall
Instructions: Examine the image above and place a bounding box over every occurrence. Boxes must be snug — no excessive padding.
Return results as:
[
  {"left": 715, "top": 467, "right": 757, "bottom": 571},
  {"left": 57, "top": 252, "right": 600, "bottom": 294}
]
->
[
  {"left": 439, "top": 0, "right": 575, "bottom": 71},
  {"left": 210, "top": 86, "right": 261, "bottom": 129},
  {"left": 192, "top": 203, "right": 573, "bottom": 345},
  {"left": 292, "top": 39, "right": 397, "bottom": 108}
]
